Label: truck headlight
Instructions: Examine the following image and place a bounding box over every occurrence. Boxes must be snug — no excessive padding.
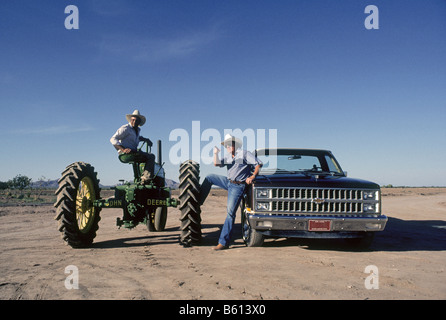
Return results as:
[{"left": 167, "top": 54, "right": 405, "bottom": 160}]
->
[
  {"left": 256, "top": 188, "right": 271, "bottom": 198},
  {"left": 256, "top": 202, "right": 270, "bottom": 211},
  {"left": 363, "top": 190, "right": 378, "bottom": 200},
  {"left": 363, "top": 203, "right": 377, "bottom": 212}
]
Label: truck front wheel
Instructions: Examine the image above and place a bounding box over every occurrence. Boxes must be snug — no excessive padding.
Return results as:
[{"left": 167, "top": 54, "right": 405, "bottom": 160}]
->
[{"left": 241, "top": 200, "right": 264, "bottom": 247}]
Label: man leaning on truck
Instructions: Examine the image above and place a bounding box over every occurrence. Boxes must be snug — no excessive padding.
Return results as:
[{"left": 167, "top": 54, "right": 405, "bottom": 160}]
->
[{"left": 199, "top": 134, "right": 262, "bottom": 250}]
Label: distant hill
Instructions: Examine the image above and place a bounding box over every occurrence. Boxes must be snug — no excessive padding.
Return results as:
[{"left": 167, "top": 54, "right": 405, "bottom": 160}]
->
[
  {"left": 165, "top": 178, "right": 179, "bottom": 189},
  {"left": 31, "top": 180, "right": 59, "bottom": 189}
]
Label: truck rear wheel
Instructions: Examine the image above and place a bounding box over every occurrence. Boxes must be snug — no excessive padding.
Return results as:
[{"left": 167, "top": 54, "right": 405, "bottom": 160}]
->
[
  {"left": 54, "top": 162, "right": 101, "bottom": 248},
  {"left": 178, "top": 160, "right": 202, "bottom": 246}
]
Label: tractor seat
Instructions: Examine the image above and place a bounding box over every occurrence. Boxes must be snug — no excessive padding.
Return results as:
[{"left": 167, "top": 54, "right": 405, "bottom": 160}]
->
[{"left": 118, "top": 152, "right": 147, "bottom": 164}]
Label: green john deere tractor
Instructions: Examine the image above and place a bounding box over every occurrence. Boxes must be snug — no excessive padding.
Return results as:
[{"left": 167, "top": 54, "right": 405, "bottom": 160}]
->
[{"left": 54, "top": 140, "right": 186, "bottom": 248}]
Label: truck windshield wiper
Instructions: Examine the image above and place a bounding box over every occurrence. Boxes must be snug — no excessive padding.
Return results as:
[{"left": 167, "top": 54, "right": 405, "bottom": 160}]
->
[
  {"left": 260, "top": 169, "right": 296, "bottom": 174},
  {"left": 300, "top": 170, "right": 343, "bottom": 177}
]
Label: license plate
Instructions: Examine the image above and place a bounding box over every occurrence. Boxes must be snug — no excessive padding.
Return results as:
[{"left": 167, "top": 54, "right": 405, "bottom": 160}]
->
[{"left": 308, "top": 219, "right": 331, "bottom": 231}]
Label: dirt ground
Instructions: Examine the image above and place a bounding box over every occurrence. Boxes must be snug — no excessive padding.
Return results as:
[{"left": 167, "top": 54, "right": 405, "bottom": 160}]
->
[{"left": 0, "top": 188, "right": 445, "bottom": 300}]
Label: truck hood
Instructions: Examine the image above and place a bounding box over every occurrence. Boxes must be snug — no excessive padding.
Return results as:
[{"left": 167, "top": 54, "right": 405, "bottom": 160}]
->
[{"left": 253, "top": 173, "right": 380, "bottom": 189}]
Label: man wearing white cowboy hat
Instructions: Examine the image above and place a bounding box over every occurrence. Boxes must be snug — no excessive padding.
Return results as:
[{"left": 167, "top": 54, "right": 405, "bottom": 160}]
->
[
  {"left": 110, "top": 109, "right": 155, "bottom": 183},
  {"left": 199, "top": 134, "right": 263, "bottom": 250}
]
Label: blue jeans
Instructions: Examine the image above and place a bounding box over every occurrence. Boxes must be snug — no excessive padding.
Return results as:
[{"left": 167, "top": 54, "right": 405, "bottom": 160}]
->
[{"left": 200, "top": 174, "right": 246, "bottom": 246}]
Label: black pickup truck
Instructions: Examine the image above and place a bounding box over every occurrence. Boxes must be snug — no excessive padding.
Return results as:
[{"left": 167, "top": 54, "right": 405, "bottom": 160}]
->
[{"left": 241, "top": 148, "right": 388, "bottom": 248}]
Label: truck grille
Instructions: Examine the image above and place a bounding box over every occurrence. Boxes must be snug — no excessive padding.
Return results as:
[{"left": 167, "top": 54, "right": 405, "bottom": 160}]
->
[{"left": 255, "top": 187, "right": 380, "bottom": 216}]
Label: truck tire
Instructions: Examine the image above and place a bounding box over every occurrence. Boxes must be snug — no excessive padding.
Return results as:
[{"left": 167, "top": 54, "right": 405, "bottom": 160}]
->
[
  {"left": 241, "top": 199, "right": 264, "bottom": 247},
  {"left": 178, "top": 160, "right": 202, "bottom": 246},
  {"left": 54, "top": 162, "right": 101, "bottom": 248}
]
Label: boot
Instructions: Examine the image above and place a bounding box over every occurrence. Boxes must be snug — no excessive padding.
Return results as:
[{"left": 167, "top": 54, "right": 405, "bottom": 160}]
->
[{"left": 140, "top": 170, "right": 152, "bottom": 184}]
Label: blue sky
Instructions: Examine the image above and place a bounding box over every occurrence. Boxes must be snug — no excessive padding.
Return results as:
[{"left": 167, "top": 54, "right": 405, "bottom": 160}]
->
[{"left": 1, "top": 0, "right": 445, "bottom": 187}]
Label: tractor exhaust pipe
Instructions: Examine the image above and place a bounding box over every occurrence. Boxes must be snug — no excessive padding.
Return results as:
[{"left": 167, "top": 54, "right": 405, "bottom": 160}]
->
[{"left": 157, "top": 140, "right": 162, "bottom": 165}]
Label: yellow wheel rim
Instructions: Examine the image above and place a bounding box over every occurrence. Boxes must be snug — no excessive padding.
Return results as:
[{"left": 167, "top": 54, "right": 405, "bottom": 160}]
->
[{"left": 76, "top": 177, "right": 96, "bottom": 233}]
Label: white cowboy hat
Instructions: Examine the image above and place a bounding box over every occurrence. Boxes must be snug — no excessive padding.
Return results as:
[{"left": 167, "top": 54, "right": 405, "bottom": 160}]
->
[
  {"left": 221, "top": 134, "right": 242, "bottom": 148},
  {"left": 126, "top": 109, "right": 146, "bottom": 126}
]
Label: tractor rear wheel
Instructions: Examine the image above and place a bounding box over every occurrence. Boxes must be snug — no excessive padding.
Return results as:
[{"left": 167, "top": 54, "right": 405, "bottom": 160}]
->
[
  {"left": 54, "top": 162, "right": 101, "bottom": 248},
  {"left": 178, "top": 160, "right": 202, "bottom": 246}
]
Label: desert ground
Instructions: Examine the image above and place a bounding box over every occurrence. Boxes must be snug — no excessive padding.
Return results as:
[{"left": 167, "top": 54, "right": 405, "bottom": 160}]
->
[{"left": 0, "top": 188, "right": 445, "bottom": 300}]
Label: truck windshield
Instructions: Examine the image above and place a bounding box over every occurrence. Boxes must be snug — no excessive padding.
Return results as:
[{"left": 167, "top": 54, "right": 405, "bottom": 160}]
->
[{"left": 258, "top": 153, "right": 344, "bottom": 176}]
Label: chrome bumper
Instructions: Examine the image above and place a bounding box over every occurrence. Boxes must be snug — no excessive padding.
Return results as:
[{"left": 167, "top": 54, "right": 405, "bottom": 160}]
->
[{"left": 248, "top": 213, "right": 388, "bottom": 232}]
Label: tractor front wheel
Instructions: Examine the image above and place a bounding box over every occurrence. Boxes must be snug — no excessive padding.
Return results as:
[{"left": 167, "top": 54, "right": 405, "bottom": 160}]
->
[
  {"left": 147, "top": 206, "right": 168, "bottom": 231},
  {"left": 54, "top": 162, "right": 101, "bottom": 248}
]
